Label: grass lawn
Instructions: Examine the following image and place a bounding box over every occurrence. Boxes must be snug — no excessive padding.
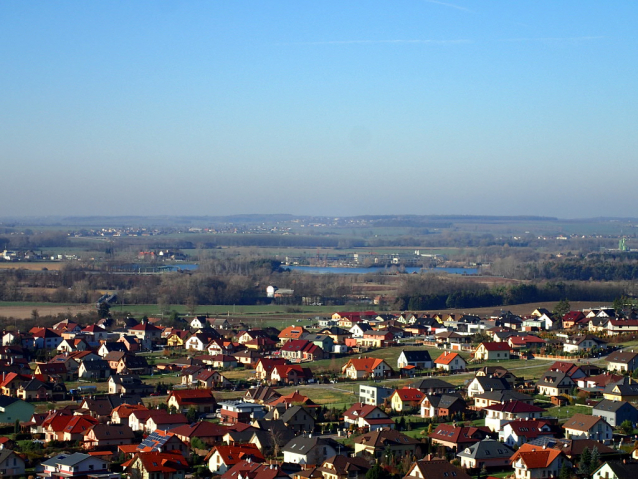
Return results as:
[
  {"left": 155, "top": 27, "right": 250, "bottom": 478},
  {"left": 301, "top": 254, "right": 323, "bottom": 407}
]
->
[
  {"left": 277, "top": 385, "right": 357, "bottom": 407},
  {"left": 542, "top": 404, "right": 592, "bottom": 420}
]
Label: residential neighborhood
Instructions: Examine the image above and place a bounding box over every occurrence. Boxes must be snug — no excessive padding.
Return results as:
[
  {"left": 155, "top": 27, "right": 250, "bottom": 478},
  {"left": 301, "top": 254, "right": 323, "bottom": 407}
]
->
[{"left": 0, "top": 305, "right": 637, "bottom": 479}]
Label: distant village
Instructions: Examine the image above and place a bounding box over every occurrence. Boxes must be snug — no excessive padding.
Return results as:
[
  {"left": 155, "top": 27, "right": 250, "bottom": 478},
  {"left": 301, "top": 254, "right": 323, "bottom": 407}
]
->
[{"left": 0, "top": 305, "right": 638, "bottom": 479}]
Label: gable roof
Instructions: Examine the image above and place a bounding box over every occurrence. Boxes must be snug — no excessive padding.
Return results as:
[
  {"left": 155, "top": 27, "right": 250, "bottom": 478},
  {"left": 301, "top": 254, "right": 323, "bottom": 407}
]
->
[
  {"left": 484, "top": 400, "right": 544, "bottom": 414},
  {"left": 434, "top": 352, "right": 462, "bottom": 365},
  {"left": 478, "top": 342, "right": 511, "bottom": 352},
  {"left": 400, "top": 350, "right": 433, "bottom": 362},
  {"left": 510, "top": 443, "right": 564, "bottom": 469},
  {"left": 343, "top": 357, "right": 389, "bottom": 372},
  {"left": 562, "top": 413, "right": 608, "bottom": 432},
  {"left": 392, "top": 387, "right": 425, "bottom": 403}
]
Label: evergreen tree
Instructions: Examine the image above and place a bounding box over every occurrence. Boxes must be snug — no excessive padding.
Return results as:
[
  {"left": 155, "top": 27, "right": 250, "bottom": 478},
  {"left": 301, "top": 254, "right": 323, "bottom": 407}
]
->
[
  {"left": 578, "top": 447, "right": 591, "bottom": 476},
  {"left": 366, "top": 465, "right": 388, "bottom": 479},
  {"left": 553, "top": 299, "right": 571, "bottom": 318},
  {"left": 589, "top": 447, "right": 600, "bottom": 475},
  {"left": 559, "top": 463, "right": 572, "bottom": 479}
]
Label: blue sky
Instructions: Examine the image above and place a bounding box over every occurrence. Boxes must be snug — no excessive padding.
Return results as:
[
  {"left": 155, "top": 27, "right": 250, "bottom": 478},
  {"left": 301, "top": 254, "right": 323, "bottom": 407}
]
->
[{"left": 1, "top": 1, "right": 637, "bottom": 218}]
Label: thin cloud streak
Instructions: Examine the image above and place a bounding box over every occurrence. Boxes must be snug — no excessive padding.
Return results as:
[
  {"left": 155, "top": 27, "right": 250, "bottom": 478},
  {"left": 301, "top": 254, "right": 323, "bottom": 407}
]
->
[
  {"left": 423, "top": 0, "right": 473, "bottom": 13},
  {"left": 278, "top": 39, "right": 472, "bottom": 46},
  {"left": 500, "top": 36, "right": 605, "bottom": 44}
]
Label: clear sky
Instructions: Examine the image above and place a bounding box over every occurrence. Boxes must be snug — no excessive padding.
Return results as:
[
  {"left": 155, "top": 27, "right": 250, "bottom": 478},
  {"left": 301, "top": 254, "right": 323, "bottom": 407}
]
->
[{"left": 1, "top": 1, "right": 637, "bottom": 218}]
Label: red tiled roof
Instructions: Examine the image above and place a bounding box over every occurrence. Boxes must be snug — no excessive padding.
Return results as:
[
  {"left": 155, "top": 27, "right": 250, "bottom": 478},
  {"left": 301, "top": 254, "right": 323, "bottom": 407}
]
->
[
  {"left": 434, "top": 352, "right": 461, "bottom": 365},
  {"left": 343, "top": 357, "right": 388, "bottom": 371},
  {"left": 510, "top": 443, "right": 563, "bottom": 469},
  {"left": 392, "top": 387, "right": 425, "bottom": 402},
  {"left": 479, "top": 342, "right": 511, "bottom": 351}
]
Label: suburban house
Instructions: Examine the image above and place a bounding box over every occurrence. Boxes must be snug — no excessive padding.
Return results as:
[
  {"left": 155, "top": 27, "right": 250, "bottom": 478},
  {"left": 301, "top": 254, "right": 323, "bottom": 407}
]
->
[
  {"left": 606, "top": 351, "right": 638, "bottom": 373},
  {"left": 316, "top": 455, "right": 371, "bottom": 479},
  {"left": 0, "top": 449, "right": 25, "bottom": 477},
  {"left": 0, "top": 396, "right": 35, "bottom": 423},
  {"left": 536, "top": 371, "right": 575, "bottom": 396},
  {"left": 167, "top": 389, "right": 216, "bottom": 414},
  {"left": 483, "top": 401, "right": 544, "bottom": 432},
  {"left": 83, "top": 423, "right": 136, "bottom": 450},
  {"left": 342, "top": 403, "right": 394, "bottom": 431},
  {"left": 466, "top": 376, "right": 511, "bottom": 398},
  {"left": 397, "top": 350, "right": 433, "bottom": 370},
  {"left": 510, "top": 443, "right": 570, "bottom": 479},
  {"left": 358, "top": 385, "right": 394, "bottom": 406},
  {"left": 282, "top": 436, "right": 340, "bottom": 465},
  {"left": 473, "top": 342, "right": 511, "bottom": 361},
  {"left": 270, "top": 364, "right": 313, "bottom": 385},
  {"left": 404, "top": 459, "right": 471, "bottom": 479},
  {"left": 563, "top": 413, "right": 613, "bottom": 444},
  {"left": 40, "top": 453, "right": 112, "bottom": 479},
  {"left": 434, "top": 352, "right": 466, "bottom": 372},
  {"left": 255, "top": 359, "right": 290, "bottom": 380},
  {"left": 592, "top": 399, "right": 638, "bottom": 427},
  {"left": 389, "top": 387, "right": 425, "bottom": 412},
  {"left": 429, "top": 424, "right": 491, "bottom": 451},
  {"left": 593, "top": 461, "right": 638, "bottom": 479},
  {"left": 411, "top": 378, "right": 456, "bottom": 395},
  {"left": 353, "top": 429, "right": 422, "bottom": 458},
  {"left": 420, "top": 394, "right": 466, "bottom": 418},
  {"left": 278, "top": 326, "right": 307, "bottom": 344},
  {"left": 457, "top": 438, "right": 514, "bottom": 470},
  {"left": 341, "top": 358, "right": 393, "bottom": 380},
  {"left": 563, "top": 335, "right": 607, "bottom": 353},
  {"left": 499, "top": 419, "right": 555, "bottom": 447},
  {"left": 266, "top": 405, "right": 316, "bottom": 434},
  {"left": 123, "top": 451, "right": 188, "bottom": 479},
  {"left": 603, "top": 377, "right": 638, "bottom": 401},
  {"left": 473, "top": 390, "right": 533, "bottom": 409},
  {"left": 206, "top": 444, "right": 264, "bottom": 474}
]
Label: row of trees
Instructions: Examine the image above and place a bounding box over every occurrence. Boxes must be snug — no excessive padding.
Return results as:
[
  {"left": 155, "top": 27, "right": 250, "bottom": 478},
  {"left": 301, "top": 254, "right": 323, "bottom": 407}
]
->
[{"left": 394, "top": 279, "right": 627, "bottom": 311}]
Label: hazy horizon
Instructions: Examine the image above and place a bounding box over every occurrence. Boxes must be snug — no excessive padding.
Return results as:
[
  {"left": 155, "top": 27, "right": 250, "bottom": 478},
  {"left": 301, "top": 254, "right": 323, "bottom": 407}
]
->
[{"left": 2, "top": 2, "right": 637, "bottom": 218}]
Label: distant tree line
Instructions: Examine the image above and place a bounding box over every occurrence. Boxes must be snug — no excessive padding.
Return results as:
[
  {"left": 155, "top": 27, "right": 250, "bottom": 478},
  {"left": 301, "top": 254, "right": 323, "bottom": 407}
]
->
[
  {"left": 394, "top": 280, "right": 625, "bottom": 310},
  {"left": 520, "top": 254, "right": 638, "bottom": 281}
]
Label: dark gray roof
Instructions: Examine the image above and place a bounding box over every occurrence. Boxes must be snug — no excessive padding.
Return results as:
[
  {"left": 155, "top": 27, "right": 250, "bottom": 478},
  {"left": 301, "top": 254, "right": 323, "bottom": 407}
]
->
[
  {"left": 411, "top": 378, "right": 456, "bottom": 391},
  {"left": 457, "top": 438, "right": 514, "bottom": 460},
  {"left": 473, "top": 376, "right": 510, "bottom": 391},
  {"left": 282, "top": 435, "right": 339, "bottom": 454},
  {"left": 593, "top": 399, "right": 634, "bottom": 413},
  {"left": 604, "top": 377, "right": 638, "bottom": 395},
  {"left": 473, "top": 390, "right": 532, "bottom": 403},
  {"left": 401, "top": 350, "right": 433, "bottom": 362},
  {"left": 594, "top": 461, "right": 638, "bottom": 479},
  {"left": 279, "top": 405, "right": 313, "bottom": 424},
  {"left": 0, "top": 396, "right": 19, "bottom": 408},
  {"left": 536, "top": 371, "right": 572, "bottom": 388},
  {"left": 426, "top": 393, "right": 465, "bottom": 409}
]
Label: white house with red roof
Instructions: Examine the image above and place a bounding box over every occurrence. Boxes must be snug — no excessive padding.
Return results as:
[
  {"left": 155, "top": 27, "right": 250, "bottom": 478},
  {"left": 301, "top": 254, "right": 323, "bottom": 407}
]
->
[
  {"left": 499, "top": 419, "right": 555, "bottom": 447},
  {"left": 474, "top": 342, "right": 511, "bottom": 361},
  {"left": 510, "top": 443, "right": 570, "bottom": 479},
  {"left": 483, "top": 400, "right": 544, "bottom": 432},
  {"left": 206, "top": 444, "right": 264, "bottom": 474},
  {"left": 341, "top": 357, "right": 393, "bottom": 380},
  {"left": 270, "top": 364, "right": 313, "bottom": 385},
  {"left": 434, "top": 352, "right": 466, "bottom": 372},
  {"left": 343, "top": 403, "right": 394, "bottom": 431}
]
